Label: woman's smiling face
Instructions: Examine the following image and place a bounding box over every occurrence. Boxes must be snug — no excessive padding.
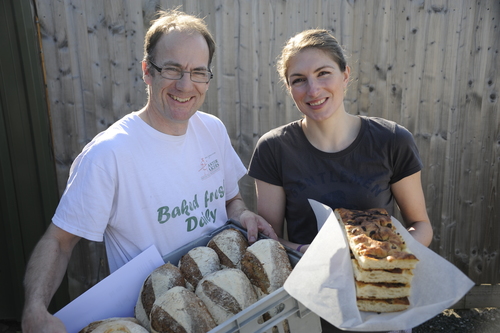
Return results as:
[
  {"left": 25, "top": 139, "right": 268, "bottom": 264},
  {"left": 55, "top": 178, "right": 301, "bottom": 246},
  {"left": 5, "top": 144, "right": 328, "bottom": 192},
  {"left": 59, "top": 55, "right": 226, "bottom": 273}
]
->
[{"left": 287, "top": 47, "right": 350, "bottom": 122}]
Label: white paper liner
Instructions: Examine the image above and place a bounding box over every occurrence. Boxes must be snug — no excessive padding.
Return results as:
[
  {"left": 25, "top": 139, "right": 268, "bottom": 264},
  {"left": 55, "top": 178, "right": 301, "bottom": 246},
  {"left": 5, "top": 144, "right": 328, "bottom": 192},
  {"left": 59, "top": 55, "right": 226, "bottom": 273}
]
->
[{"left": 284, "top": 200, "right": 475, "bottom": 332}]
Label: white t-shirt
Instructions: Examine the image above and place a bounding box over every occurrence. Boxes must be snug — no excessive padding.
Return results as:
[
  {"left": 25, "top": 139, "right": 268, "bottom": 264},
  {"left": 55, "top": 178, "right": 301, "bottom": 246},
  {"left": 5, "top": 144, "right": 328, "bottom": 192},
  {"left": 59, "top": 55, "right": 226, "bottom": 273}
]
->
[{"left": 53, "top": 111, "right": 246, "bottom": 272}]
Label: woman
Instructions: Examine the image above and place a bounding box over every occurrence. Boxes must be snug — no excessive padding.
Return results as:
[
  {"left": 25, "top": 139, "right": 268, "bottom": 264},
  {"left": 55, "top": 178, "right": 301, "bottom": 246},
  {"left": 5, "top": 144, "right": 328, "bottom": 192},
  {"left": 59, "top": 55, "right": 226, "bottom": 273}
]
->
[{"left": 248, "top": 29, "right": 432, "bottom": 333}]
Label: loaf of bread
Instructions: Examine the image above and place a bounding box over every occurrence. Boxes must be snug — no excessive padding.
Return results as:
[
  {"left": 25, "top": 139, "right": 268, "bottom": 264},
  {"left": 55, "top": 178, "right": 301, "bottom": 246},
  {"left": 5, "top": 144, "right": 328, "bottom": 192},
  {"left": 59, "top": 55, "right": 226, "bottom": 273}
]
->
[
  {"left": 195, "top": 268, "right": 258, "bottom": 325},
  {"left": 335, "top": 208, "right": 418, "bottom": 270},
  {"left": 179, "top": 246, "right": 221, "bottom": 291},
  {"left": 355, "top": 280, "right": 411, "bottom": 299},
  {"left": 207, "top": 228, "right": 248, "bottom": 269},
  {"left": 240, "top": 239, "right": 292, "bottom": 298},
  {"left": 135, "top": 263, "right": 186, "bottom": 329},
  {"left": 79, "top": 317, "right": 148, "bottom": 333},
  {"left": 356, "top": 297, "right": 410, "bottom": 313},
  {"left": 149, "top": 286, "right": 217, "bottom": 333},
  {"left": 336, "top": 207, "right": 418, "bottom": 313},
  {"left": 351, "top": 259, "right": 414, "bottom": 284}
]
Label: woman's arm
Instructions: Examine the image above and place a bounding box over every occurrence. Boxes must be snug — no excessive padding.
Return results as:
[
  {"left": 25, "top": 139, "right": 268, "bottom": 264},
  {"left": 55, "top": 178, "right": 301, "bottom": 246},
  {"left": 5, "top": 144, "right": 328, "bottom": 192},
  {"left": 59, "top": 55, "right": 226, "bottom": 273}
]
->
[
  {"left": 391, "top": 171, "right": 433, "bottom": 247},
  {"left": 255, "top": 180, "right": 308, "bottom": 252}
]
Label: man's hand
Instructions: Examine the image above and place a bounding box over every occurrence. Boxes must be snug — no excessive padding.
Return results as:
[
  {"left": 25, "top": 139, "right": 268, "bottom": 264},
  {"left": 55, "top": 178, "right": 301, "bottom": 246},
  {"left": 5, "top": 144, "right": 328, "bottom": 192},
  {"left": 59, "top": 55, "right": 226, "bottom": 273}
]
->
[
  {"left": 238, "top": 209, "right": 278, "bottom": 243},
  {"left": 226, "top": 193, "right": 278, "bottom": 244},
  {"left": 22, "top": 307, "right": 67, "bottom": 333}
]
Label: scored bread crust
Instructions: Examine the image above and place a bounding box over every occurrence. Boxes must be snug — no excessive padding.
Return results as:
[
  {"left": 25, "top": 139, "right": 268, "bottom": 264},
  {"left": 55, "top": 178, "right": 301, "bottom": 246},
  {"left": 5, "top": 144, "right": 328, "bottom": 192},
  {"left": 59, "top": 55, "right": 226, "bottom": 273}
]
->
[
  {"left": 240, "top": 239, "right": 292, "bottom": 297},
  {"left": 207, "top": 228, "right": 248, "bottom": 269},
  {"left": 135, "top": 263, "right": 186, "bottom": 329},
  {"left": 335, "top": 208, "right": 418, "bottom": 270},
  {"left": 195, "top": 268, "right": 258, "bottom": 325},
  {"left": 150, "top": 286, "right": 217, "bottom": 333},
  {"left": 179, "top": 246, "right": 221, "bottom": 291}
]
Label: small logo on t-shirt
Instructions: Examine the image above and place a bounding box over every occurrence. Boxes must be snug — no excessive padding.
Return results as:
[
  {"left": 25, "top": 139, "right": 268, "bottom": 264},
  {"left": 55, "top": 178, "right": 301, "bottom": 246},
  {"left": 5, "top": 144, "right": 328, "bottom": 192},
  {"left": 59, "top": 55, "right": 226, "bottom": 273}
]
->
[{"left": 199, "top": 152, "right": 220, "bottom": 180}]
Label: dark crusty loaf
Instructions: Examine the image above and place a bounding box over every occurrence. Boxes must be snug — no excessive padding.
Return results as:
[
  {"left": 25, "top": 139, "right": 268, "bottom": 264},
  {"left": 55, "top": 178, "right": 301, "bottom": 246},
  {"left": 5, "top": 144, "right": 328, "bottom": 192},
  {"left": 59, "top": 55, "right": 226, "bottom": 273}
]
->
[
  {"left": 195, "top": 268, "right": 258, "bottom": 325},
  {"left": 241, "top": 239, "right": 292, "bottom": 297},
  {"left": 150, "top": 286, "right": 217, "bottom": 333},
  {"left": 135, "top": 263, "right": 186, "bottom": 329},
  {"left": 207, "top": 228, "right": 248, "bottom": 269},
  {"left": 179, "top": 246, "right": 221, "bottom": 291},
  {"left": 78, "top": 317, "right": 148, "bottom": 333}
]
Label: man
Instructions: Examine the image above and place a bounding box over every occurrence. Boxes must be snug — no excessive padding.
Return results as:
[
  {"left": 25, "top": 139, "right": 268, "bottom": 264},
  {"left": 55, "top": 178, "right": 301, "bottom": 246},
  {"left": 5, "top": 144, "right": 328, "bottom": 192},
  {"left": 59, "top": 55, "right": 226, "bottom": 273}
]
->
[{"left": 22, "top": 9, "right": 276, "bottom": 332}]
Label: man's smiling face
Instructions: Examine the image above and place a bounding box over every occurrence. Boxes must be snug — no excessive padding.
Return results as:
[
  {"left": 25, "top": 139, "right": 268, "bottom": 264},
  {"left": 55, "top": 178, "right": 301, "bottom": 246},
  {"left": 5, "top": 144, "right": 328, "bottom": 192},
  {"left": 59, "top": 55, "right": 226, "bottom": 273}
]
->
[{"left": 144, "top": 30, "right": 210, "bottom": 126}]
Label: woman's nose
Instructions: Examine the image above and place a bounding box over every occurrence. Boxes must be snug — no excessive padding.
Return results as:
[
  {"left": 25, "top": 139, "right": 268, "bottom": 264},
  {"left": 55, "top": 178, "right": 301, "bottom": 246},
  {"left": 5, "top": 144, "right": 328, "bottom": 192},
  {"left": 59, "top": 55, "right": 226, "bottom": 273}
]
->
[{"left": 306, "top": 79, "right": 320, "bottom": 96}]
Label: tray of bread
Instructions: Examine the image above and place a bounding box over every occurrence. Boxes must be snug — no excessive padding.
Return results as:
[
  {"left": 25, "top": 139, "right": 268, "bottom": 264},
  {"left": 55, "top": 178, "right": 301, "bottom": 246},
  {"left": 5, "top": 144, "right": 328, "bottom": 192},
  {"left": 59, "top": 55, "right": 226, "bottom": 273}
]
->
[{"left": 78, "top": 221, "right": 321, "bottom": 333}]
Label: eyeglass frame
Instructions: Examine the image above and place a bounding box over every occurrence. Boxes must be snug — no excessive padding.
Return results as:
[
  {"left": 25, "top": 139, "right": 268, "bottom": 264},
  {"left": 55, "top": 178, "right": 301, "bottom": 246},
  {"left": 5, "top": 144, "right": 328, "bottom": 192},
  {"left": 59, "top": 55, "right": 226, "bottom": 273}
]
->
[{"left": 148, "top": 61, "right": 213, "bottom": 83}]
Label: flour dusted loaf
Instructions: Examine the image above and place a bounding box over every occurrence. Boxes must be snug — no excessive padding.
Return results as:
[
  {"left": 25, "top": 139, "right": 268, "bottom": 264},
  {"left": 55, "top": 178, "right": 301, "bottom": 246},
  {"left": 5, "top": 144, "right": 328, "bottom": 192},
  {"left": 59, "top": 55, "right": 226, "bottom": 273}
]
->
[
  {"left": 150, "top": 286, "right": 217, "bottom": 333},
  {"left": 207, "top": 228, "right": 248, "bottom": 269},
  {"left": 336, "top": 207, "right": 419, "bottom": 313},
  {"left": 195, "top": 268, "right": 258, "bottom": 325},
  {"left": 179, "top": 246, "right": 221, "bottom": 291},
  {"left": 240, "top": 239, "right": 292, "bottom": 298},
  {"left": 135, "top": 263, "right": 186, "bottom": 329},
  {"left": 79, "top": 317, "right": 148, "bottom": 333}
]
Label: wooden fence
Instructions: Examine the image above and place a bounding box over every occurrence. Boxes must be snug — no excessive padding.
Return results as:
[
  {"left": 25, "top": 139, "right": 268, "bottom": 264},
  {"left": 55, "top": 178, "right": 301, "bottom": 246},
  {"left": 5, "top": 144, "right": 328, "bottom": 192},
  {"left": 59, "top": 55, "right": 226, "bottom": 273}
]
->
[{"left": 33, "top": 0, "right": 499, "bottom": 306}]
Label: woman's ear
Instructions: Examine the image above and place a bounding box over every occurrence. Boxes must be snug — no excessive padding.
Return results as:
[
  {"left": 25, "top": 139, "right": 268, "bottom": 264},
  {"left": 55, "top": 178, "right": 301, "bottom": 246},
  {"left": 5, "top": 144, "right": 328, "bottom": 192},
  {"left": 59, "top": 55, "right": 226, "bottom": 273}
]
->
[{"left": 343, "top": 65, "right": 351, "bottom": 85}]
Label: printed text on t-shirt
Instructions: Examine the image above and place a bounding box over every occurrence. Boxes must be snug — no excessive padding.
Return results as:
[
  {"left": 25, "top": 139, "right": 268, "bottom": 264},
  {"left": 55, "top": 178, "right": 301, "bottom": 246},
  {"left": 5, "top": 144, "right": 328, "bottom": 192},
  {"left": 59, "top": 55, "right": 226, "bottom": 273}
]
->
[{"left": 156, "top": 186, "right": 225, "bottom": 231}]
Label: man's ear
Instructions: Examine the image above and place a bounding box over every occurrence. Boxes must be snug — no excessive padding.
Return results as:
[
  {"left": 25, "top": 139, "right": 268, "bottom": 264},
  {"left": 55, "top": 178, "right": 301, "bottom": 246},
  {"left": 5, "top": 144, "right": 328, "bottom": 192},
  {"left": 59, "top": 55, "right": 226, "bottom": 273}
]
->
[{"left": 142, "top": 61, "right": 152, "bottom": 85}]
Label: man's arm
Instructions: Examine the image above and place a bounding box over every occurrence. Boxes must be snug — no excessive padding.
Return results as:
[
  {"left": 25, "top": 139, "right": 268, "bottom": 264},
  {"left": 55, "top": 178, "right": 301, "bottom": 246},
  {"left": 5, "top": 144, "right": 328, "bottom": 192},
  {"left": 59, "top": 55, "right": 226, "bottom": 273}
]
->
[
  {"left": 22, "top": 223, "right": 81, "bottom": 333},
  {"left": 226, "top": 192, "right": 278, "bottom": 243}
]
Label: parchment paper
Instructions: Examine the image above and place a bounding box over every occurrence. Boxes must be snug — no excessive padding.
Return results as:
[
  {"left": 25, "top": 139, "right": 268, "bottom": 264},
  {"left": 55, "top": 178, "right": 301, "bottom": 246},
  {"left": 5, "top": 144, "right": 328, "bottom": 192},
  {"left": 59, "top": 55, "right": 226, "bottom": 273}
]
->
[
  {"left": 283, "top": 200, "right": 475, "bottom": 331},
  {"left": 55, "top": 245, "right": 165, "bottom": 333}
]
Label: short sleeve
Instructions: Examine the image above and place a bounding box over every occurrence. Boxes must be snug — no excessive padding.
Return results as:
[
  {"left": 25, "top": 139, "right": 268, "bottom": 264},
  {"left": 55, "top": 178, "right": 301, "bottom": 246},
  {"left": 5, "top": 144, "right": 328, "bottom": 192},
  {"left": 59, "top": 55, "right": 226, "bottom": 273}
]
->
[
  {"left": 248, "top": 133, "right": 283, "bottom": 186},
  {"left": 390, "top": 124, "right": 423, "bottom": 184}
]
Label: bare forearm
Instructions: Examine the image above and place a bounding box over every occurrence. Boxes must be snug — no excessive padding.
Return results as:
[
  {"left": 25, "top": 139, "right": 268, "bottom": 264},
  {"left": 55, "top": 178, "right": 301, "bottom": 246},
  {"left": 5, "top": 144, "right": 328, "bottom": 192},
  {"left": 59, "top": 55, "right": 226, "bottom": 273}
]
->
[
  {"left": 22, "top": 224, "right": 80, "bottom": 332},
  {"left": 407, "top": 220, "right": 433, "bottom": 247},
  {"left": 23, "top": 235, "right": 73, "bottom": 309},
  {"left": 225, "top": 194, "right": 247, "bottom": 222}
]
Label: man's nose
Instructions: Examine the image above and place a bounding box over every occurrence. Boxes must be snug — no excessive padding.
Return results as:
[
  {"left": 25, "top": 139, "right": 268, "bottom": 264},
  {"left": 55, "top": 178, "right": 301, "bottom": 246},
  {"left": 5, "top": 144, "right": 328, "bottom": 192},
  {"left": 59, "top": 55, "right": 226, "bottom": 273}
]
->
[{"left": 175, "top": 72, "right": 193, "bottom": 90}]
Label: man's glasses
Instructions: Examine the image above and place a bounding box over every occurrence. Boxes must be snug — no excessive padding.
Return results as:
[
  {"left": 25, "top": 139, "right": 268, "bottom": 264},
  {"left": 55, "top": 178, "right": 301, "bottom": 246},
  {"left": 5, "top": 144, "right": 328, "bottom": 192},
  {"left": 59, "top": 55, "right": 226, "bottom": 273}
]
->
[{"left": 149, "top": 61, "right": 213, "bottom": 83}]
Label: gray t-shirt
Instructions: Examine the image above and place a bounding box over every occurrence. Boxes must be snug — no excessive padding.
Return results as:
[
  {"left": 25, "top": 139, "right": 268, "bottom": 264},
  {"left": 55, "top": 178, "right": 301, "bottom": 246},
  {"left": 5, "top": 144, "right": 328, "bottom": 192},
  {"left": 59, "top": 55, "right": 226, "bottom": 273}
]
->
[{"left": 248, "top": 116, "right": 422, "bottom": 244}]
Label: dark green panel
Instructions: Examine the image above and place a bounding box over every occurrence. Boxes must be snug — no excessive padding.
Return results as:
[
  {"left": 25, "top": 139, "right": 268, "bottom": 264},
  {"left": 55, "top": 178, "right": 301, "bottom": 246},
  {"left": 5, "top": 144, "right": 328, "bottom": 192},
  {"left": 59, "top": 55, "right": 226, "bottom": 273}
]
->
[{"left": 0, "top": 0, "right": 69, "bottom": 320}]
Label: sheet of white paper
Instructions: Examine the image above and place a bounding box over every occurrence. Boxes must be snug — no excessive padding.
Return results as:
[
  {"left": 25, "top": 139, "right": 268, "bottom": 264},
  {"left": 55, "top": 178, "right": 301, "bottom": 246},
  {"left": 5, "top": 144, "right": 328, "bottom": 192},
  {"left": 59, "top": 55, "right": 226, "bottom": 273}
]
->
[
  {"left": 55, "top": 245, "right": 165, "bottom": 333},
  {"left": 284, "top": 200, "right": 475, "bottom": 332}
]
